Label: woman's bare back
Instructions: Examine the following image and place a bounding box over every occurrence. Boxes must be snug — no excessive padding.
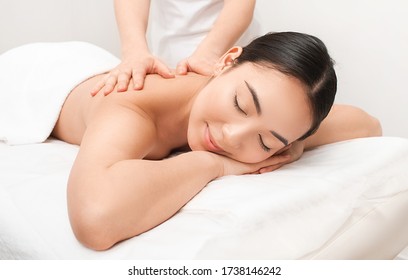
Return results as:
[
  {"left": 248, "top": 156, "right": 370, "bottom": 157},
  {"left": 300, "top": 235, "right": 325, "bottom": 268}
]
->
[{"left": 52, "top": 72, "right": 209, "bottom": 158}]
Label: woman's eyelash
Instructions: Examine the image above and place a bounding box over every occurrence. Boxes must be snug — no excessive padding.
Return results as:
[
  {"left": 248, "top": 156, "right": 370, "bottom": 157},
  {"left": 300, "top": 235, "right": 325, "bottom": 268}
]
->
[
  {"left": 234, "top": 94, "right": 247, "bottom": 115},
  {"left": 234, "top": 94, "right": 269, "bottom": 152},
  {"left": 258, "top": 134, "right": 271, "bottom": 152}
]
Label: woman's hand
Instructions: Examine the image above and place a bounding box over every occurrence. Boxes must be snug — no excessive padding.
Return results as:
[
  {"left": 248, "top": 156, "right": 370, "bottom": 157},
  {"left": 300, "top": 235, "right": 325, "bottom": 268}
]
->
[
  {"left": 215, "top": 141, "right": 306, "bottom": 177},
  {"left": 255, "top": 141, "right": 305, "bottom": 174},
  {"left": 90, "top": 52, "right": 174, "bottom": 96}
]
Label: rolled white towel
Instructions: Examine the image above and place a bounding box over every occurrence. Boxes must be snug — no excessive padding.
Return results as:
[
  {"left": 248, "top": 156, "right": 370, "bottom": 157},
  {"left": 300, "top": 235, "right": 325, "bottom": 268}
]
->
[{"left": 0, "top": 41, "right": 119, "bottom": 145}]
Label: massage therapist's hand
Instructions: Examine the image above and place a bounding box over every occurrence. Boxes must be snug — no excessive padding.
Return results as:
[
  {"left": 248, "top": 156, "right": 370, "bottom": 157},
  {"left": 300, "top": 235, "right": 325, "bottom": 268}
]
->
[
  {"left": 175, "top": 50, "right": 220, "bottom": 76},
  {"left": 90, "top": 52, "right": 175, "bottom": 96}
]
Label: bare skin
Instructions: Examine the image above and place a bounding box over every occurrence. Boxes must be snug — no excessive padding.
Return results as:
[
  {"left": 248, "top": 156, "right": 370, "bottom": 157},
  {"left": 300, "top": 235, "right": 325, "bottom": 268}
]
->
[
  {"left": 91, "top": 0, "right": 256, "bottom": 94},
  {"left": 52, "top": 50, "right": 382, "bottom": 251},
  {"left": 53, "top": 72, "right": 222, "bottom": 251},
  {"left": 53, "top": 73, "right": 205, "bottom": 158}
]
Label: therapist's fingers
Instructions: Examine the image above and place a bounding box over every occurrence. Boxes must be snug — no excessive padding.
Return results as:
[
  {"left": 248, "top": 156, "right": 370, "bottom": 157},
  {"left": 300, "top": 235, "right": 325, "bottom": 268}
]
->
[
  {"left": 90, "top": 75, "right": 108, "bottom": 96},
  {"left": 116, "top": 71, "right": 132, "bottom": 92},
  {"left": 180, "top": 53, "right": 218, "bottom": 76},
  {"left": 132, "top": 60, "right": 174, "bottom": 90},
  {"left": 176, "top": 59, "right": 189, "bottom": 75},
  {"left": 132, "top": 68, "right": 148, "bottom": 90},
  {"left": 132, "top": 71, "right": 146, "bottom": 90},
  {"left": 153, "top": 60, "right": 175, "bottom": 79},
  {"left": 90, "top": 68, "right": 121, "bottom": 96},
  {"left": 102, "top": 72, "right": 119, "bottom": 95},
  {"left": 92, "top": 56, "right": 175, "bottom": 94}
]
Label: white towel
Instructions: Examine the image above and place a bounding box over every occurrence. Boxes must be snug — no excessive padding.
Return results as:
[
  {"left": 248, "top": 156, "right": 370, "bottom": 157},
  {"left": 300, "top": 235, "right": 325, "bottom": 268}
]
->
[{"left": 0, "top": 41, "right": 119, "bottom": 145}]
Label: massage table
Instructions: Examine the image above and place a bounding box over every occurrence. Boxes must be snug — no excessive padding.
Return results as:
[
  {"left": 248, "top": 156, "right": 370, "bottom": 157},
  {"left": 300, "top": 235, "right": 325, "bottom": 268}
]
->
[{"left": 1, "top": 136, "right": 407, "bottom": 259}]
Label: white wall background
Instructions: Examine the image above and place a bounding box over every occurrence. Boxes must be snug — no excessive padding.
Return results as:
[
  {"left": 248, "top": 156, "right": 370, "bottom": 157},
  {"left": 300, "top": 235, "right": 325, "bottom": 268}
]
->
[
  {"left": 1, "top": 0, "right": 407, "bottom": 138},
  {"left": 0, "top": 0, "right": 120, "bottom": 55},
  {"left": 255, "top": 0, "right": 408, "bottom": 139}
]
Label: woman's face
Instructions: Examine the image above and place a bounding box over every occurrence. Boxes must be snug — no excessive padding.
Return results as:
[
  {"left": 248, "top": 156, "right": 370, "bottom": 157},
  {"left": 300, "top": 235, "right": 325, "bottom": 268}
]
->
[{"left": 188, "top": 61, "right": 312, "bottom": 163}]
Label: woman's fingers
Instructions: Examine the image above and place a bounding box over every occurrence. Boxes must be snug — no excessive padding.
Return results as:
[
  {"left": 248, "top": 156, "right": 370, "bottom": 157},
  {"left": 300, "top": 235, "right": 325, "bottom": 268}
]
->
[
  {"left": 255, "top": 154, "right": 291, "bottom": 174},
  {"left": 256, "top": 142, "right": 306, "bottom": 174},
  {"left": 266, "top": 153, "right": 291, "bottom": 165},
  {"left": 259, "top": 164, "right": 284, "bottom": 174}
]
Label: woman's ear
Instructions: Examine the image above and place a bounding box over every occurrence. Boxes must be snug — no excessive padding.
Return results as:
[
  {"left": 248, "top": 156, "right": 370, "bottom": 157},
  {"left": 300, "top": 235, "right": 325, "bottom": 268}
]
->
[{"left": 213, "top": 46, "right": 243, "bottom": 76}]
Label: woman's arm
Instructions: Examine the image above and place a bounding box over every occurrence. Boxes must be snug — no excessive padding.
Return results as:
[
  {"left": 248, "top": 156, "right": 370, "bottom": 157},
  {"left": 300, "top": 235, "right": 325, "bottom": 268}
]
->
[
  {"left": 68, "top": 97, "right": 289, "bottom": 250},
  {"left": 255, "top": 105, "right": 382, "bottom": 174},
  {"left": 176, "top": 0, "right": 256, "bottom": 75},
  {"left": 304, "top": 104, "right": 382, "bottom": 150},
  {"left": 67, "top": 100, "right": 224, "bottom": 251},
  {"left": 68, "top": 103, "right": 381, "bottom": 250}
]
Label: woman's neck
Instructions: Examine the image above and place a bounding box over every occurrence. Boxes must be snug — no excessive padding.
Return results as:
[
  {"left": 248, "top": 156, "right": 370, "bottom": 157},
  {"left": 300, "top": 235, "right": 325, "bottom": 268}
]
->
[{"left": 143, "top": 73, "right": 211, "bottom": 151}]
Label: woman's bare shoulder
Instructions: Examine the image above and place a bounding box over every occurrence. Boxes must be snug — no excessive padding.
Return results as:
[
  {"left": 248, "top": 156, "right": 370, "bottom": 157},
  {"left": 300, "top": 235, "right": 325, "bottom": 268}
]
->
[
  {"left": 66, "top": 73, "right": 207, "bottom": 165},
  {"left": 73, "top": 100, "right": 159, "bottom": 173}
]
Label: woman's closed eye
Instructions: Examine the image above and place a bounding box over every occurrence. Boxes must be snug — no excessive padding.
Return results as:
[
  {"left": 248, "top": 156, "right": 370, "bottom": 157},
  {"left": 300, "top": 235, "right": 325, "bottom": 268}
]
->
[
  {"left": 258, "top": 134, "right": 271, "bottom": 152},
  {"left": 233, "top": 94, "right": 247, "bottom": 115},
  {"left": 234, "top": 93, "right": 271, "bottom": 153}
]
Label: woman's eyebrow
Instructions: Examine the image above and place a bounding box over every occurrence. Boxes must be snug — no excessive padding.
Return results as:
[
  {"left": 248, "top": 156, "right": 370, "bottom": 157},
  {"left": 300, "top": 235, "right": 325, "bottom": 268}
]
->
[
  {"left": 270, "top": 130, "right": 289, "bottom": 146},
  {"left": 244, "top": 80, "right": 261, "bottom": 115},
  {"left": 244, "top": 80, "right": 289, "bottom": 146}
]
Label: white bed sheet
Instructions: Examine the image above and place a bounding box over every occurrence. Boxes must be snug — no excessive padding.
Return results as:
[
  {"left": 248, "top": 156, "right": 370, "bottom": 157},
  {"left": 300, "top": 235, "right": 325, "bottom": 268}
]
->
[{"left": 1, "top": 137, "right": 407, "bottom": 259}]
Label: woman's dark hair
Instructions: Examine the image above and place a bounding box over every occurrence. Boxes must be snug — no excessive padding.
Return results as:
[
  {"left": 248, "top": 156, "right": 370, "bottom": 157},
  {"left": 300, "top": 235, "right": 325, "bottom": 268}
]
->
[{"left": 235, "top": 31, "right": 337, "bottom": 140}]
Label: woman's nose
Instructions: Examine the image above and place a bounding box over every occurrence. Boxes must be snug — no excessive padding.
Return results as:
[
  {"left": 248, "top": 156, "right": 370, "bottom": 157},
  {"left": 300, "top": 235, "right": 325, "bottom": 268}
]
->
[{"left": 221, "top": 123, "right": 248, "bottom": 149}]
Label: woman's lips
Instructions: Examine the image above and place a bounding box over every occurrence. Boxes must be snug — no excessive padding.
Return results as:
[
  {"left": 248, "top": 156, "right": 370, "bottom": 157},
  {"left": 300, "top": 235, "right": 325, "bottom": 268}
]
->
[{"left": 205, "top": 124, "right": 224, "bottom": 153}]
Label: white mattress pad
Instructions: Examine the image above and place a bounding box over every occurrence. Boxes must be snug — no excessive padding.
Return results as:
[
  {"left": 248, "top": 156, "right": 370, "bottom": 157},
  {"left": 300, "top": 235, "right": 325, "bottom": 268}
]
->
[{"left": 0, "top": 137, "right": 407, "bottom": 259}]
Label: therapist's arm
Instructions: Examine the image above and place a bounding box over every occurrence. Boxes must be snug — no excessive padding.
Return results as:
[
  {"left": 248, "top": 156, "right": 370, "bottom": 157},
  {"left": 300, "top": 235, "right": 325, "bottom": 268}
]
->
[
  {"left": 91, "top": 0, "right": 174, "bottom": 96},
  {"left": 176, "top": 0, "right": 256, "bottom": 76}
]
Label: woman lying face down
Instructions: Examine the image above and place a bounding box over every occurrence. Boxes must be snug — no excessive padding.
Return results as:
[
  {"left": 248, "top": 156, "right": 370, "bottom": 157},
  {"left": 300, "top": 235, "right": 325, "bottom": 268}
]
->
[
  {"left": 188, "top": 32, "right": 336, "bottom": 164},
  {"left": 51, "top": 32, "right": 381, "bottom": 250}
]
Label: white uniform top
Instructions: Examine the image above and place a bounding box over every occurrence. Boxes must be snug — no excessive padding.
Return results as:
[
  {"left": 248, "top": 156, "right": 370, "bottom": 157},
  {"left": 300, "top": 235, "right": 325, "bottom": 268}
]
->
[{"left": 149, "top": 0, "right": 260, "bottom": 68}]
